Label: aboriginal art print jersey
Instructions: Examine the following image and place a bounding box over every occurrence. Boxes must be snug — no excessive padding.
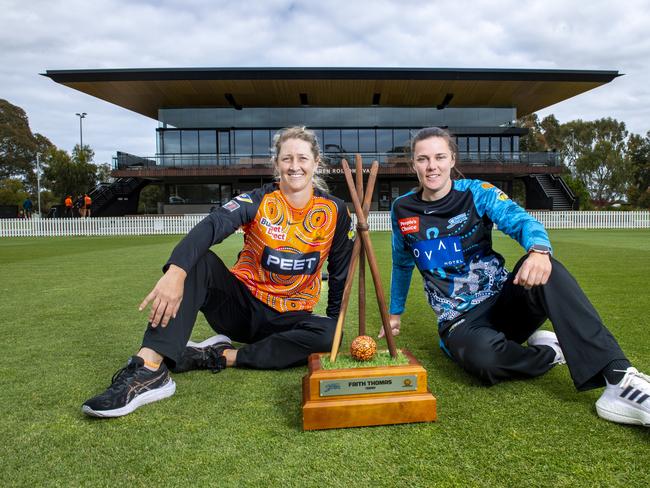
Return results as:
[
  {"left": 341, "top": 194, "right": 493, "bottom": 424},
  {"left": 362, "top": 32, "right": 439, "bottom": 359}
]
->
[
  {"left": 167, "top": 183, "right": 353, "bottom": 317},
  {"left": 390, "top": 179, "right": 552, "bottom": 330}
]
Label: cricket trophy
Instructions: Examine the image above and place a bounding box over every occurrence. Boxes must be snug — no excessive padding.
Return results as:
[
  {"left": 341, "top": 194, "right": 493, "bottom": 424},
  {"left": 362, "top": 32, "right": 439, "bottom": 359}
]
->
[{"left": 302, "top": 155, "right": 437, "bottom": 430}]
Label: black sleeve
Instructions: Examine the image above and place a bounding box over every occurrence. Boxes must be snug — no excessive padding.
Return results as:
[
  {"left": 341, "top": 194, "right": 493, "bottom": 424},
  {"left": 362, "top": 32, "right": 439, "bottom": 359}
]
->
[
  {"left": 164, "top": 188, "right": 264, "bottom": 273},
  {"left": 326, "top": 201, "right": 354, "bottom": 319}
]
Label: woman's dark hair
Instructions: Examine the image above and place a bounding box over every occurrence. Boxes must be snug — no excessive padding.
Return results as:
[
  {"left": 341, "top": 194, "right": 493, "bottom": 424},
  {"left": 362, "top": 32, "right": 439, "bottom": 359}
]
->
[{"left": 410, "top": 127, "right": 464, "bottom": 190}]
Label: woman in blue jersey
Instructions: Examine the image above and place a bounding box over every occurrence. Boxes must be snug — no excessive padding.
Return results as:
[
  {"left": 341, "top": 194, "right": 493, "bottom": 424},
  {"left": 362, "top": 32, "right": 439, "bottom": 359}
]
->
[{"left": 386, "top": 127, "right": 649, "bottom": 427}]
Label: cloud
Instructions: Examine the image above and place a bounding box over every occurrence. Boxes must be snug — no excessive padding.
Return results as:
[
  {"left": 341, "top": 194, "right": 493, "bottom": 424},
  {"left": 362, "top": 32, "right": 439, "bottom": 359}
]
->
[{"left": 2, "top": 0, "right": 649, "bottom": 167}]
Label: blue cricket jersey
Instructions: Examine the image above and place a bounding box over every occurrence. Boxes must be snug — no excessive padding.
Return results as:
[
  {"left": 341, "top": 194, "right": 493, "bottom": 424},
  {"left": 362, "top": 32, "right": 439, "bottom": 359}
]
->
[{"left": 390, "top": 179, "right": 552, "bottom": 330}]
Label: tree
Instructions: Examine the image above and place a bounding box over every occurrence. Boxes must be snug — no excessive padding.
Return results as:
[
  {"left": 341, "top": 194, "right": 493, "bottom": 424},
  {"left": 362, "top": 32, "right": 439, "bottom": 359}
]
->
[
  {"left": 626, "top": 132, "right": 650, "bottom": 208},
  {"left": 72, "top": 144, "right": 94, "bottom": 165},
  {"left": 42, "top": 148, "right": 97, "bottom": 200},
  {"left": 517, "top": 114, "right": 546, "bottom": 152},
  {"left": 561, "top": 174, "right": 593, "bottom": 210},
  {"left": 0, "top": 178, "right": 29, "bottom": 206},
  {"left": 569, "top": 118, "right": 629, "bottom": 206},
  {"left": 95, "top": 163, "right": 113, "bottom": 184},
  {"left": 0, "top": 99, "right": 53, "bottom": 188},
  {"left": 539, "top": 114, "right": 563, "bottom": 151},
  {"left": 517, "top": 114, "right": 564, "bottom": 154},
  {"left": 138, "top": 184, "right": 163, "bottom": 214}
]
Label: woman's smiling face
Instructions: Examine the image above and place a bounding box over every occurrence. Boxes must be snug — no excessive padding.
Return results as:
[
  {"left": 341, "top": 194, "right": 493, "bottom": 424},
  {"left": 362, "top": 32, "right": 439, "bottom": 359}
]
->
[
  {"left": 412, "top": 136, "right": 456, "bottom": 201},
  {"left": 275, "top": 137, "right": 319, "bottom": 197}
]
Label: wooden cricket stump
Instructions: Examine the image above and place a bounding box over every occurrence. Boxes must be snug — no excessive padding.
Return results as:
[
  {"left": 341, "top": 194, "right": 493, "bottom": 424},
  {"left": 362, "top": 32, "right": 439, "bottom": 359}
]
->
[{"left": 301, "top": 155, "right": 437, "bottom": 430}]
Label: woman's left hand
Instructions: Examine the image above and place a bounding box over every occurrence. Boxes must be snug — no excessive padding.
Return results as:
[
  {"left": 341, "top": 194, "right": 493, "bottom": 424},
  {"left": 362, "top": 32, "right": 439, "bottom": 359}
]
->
[{"left": 513, "top": 252, "right": 552, "bottom": 289}]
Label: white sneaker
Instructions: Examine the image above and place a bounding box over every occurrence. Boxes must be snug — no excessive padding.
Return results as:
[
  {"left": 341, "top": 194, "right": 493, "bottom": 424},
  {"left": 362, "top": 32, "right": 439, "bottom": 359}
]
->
[
  {"left": 527, "top": 330, "right": 566, "bottom": 365},
  {"left": 595, "top": 367, "right": 650, "bottom": 426},
  {"left": 187, "top": 334, "right": 232, "bottom": 348}
]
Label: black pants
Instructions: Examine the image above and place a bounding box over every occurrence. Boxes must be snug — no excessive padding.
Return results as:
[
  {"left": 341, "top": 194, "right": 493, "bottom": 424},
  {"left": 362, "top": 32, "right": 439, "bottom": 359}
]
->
[
  {"left": 142, "top": 251, "right": 336, "bottom": 369},
  {"left": 440, "top": 255, "right": 627, "bottom": 391}
]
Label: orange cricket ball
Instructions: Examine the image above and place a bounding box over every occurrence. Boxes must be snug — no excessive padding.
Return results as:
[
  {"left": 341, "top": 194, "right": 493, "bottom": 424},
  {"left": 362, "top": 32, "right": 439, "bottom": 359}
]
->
[{"left": 350, "top": 335, "right": 377, "bottom": 361}]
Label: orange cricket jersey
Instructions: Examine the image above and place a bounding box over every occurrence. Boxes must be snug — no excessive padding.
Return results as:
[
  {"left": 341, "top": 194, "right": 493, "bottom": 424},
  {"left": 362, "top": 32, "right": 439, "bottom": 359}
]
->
[{"left": 167, "top": 183, "right": 354, "bottom": 316}]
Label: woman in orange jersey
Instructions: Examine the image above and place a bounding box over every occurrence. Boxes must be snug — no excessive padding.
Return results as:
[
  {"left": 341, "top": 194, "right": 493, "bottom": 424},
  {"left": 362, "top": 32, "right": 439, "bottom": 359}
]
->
[{"left": 82, "top": 127, "right": 354, "bottom": 417}]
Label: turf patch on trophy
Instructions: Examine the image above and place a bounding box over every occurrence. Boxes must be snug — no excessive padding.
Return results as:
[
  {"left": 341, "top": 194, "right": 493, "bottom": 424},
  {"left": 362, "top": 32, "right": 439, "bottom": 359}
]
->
[{"left": 302, "top": 155, "right": 437, "bottom": 430}]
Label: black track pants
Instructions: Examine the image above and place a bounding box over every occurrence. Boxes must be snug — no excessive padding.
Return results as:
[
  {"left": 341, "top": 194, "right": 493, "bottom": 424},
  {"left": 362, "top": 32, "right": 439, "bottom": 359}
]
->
[
  {"left": 440, "top": 255, "right": 627, "bottom": 391},
  {"left": 142, "top": 251, "right": 336, "bottom": 369}
]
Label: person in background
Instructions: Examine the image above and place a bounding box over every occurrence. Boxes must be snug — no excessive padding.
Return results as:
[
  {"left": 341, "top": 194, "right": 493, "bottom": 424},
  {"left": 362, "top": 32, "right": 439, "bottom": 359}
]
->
[
  {"left": 386, "top": 126, "right": 649, "bottom": 427},
  {"left": 64, "top": 195, "right": 73, "bottom": 218},
  {"left": 23, "top": 197, "right": 33, "bottom": 218},
  {"left": 83, "top": 193, "right": 92, "bottom": 218},
  {"left": 82, "top": 126, "right": 354, "bottom": 418}
]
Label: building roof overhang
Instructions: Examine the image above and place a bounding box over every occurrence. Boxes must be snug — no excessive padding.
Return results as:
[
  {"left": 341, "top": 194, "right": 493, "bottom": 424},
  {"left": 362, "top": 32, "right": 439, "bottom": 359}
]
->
[{"left": 43, "top": 67, "right": 620, "bottom": 121}]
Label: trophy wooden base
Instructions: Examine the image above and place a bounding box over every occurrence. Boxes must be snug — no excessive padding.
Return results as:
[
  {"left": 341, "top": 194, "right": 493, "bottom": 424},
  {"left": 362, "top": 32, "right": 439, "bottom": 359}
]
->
[{"left": 302, "top": 349, "right": 437, "bottom": 430}]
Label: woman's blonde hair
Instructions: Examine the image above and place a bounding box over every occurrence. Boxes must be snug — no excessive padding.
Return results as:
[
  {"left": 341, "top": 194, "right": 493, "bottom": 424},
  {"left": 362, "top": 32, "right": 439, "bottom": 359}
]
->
[
  {"left": 410, "top": 127, "right": 464, "bottom": 191},
  {"left": 271, "top": 126, "right": 329, "bottom": 193}
]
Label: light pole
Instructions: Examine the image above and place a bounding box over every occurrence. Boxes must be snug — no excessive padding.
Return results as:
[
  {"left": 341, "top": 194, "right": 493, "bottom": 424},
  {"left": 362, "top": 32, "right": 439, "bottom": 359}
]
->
[
  {"left": 75, "top": 112, "right": 87, "bottom": 149},
  {"left": 36, "top": 152, "right": 42, "bottom": 218}
]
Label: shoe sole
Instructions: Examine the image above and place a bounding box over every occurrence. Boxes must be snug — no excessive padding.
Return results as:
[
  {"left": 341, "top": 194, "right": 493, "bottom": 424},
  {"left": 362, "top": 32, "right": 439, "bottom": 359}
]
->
[
  {"left": 596, "top": 401, "right": 650, "bottom": 427},
  {"left": 187, "top": 334, "right": 232, "bottom": 348},
  {"left": 527, "top": 330, "right": 558, "bottom": 346},
  {"left": 527, "top": 330, "right": 566, "bottom": 365},
  {"left": 82, "top": 378, "right": 176, "bottom": 418}
]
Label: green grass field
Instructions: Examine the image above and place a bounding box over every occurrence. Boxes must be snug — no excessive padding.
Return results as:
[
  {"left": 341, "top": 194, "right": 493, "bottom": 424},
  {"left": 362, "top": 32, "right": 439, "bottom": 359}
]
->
[{"left": 1, "top": 230, "right": 649, "bottom": 487}]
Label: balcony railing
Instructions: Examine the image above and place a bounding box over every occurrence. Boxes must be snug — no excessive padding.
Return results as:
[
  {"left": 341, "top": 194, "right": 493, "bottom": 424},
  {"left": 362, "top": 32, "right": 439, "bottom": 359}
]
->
[{"left": 113, "top": 151, "right": 560, "bottom": 170}]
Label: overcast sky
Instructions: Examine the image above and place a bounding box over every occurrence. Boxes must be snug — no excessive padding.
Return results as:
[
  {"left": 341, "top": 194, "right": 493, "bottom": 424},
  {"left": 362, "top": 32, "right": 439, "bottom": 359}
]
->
[{"left": 2, "top": 0, "right": 649, "bottom": 165}]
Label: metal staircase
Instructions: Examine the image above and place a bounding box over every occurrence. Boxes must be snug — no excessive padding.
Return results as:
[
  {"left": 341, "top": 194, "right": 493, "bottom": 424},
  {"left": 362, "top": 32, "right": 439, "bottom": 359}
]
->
[
  {"left": 533, "top": 174, "right": 577, "bottom": 210},
  {"left": 89, "top": 177, "right": 149, "bottom": 216}
]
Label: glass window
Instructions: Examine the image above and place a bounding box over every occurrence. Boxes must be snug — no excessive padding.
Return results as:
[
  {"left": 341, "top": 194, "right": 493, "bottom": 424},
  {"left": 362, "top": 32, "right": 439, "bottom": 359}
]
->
[
  {"left": 457, "top": 137, "right": 468, "bottom": 153},
  {"left": 234, "top": 130, "right": 252, "bottom": 156},
  {"left": 163, "top": 130, "right": 181, "bottom": 154},
  {"left": 359, "top": 129, "right": 375, "bottom": 153},
  {"left": 252, "top": 130, "right": 270, "bottom": 156},
  {"left": 491, "top": 137, "right": 500, "bottom": 154},
  {"left": 376, "top": 129, "right": 392, "bottom": 153},
  {"left": 199, "top": 130, "right": 217, "bottom": 154},
  {"left": 468, "top": 137, "right": 479, "bottom": 152},
  {"left": 341, "top": 129, "right": 358, "bottom": 153},
  {"left": 323, "top": 129, "right": 341, "bottom": 153},
  {"left": 501, "top": 137, "right": 511, "bottom": 153},
  {"left": 392, "top": 129, "right": 410, "bottom": 153},
  {"left": 220, "top": 184, "right": 232, "bottom": 205},
  {"left": 513, "top": 136, "right": 520, "bottom": 153},
  {"left": 312, "top": 129, "right": 324, "bottom": 151},
  {"left": 182, "top": 130, "right": 199, "bottom": 154},
  {"left": 218, "top": 131, "right": 230, "bottom": 155},
  {"left": 479, "top": 137, "right": 490, "bottom": 153}
]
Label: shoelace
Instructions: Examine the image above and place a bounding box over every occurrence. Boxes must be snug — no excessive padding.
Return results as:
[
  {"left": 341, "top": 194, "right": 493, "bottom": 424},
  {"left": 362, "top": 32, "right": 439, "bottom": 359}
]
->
[
  {"left": 110, "top": 361, "right": 138, "bottom": 386},
  {"left": 614, "top": 368, "right": 650, "bottom": 389}
]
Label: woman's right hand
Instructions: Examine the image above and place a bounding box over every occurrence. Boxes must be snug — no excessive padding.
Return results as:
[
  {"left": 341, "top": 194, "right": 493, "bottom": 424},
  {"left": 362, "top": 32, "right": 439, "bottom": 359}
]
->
[
  {"left": 139, "top": 264, "right": 187, "bottom": 328},
  {"left": 378, "top": 314, "right": 401, "bottom": 338}
]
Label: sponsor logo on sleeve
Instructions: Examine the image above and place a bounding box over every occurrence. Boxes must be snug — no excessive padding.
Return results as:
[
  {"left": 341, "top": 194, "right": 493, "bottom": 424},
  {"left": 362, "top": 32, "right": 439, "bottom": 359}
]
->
[
  {"left": 262, "top": 247, "right": 321, "bottom": 275},
  {"left": 223, "top": 200, "right": 240, "bottom": 212},
  {"left": 235, "top": 193, "right": 253, "bottom": 204},
  {"left": 398, "top": 217, "right": 420, "bottom": 234},
  {"left": 260, "top": 217, "right": 287, "bottom": 241},
  {"left": 348, "top": 218, "right": 355, "bottom": 240},
  {"left": 482, "top": 182, "right": 509, "bottom": 201}
]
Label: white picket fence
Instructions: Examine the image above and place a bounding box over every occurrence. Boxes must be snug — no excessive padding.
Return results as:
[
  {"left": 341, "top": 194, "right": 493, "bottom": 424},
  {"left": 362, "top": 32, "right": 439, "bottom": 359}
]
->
[{"left": 1, "top": 211, "right": 649, "bottom": 238}]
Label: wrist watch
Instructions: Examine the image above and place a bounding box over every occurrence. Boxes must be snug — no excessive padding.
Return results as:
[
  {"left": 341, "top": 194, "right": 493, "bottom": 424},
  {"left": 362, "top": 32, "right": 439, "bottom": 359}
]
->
[{"left": 528, "top": 244, "right": 551, "bottom": 255}]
